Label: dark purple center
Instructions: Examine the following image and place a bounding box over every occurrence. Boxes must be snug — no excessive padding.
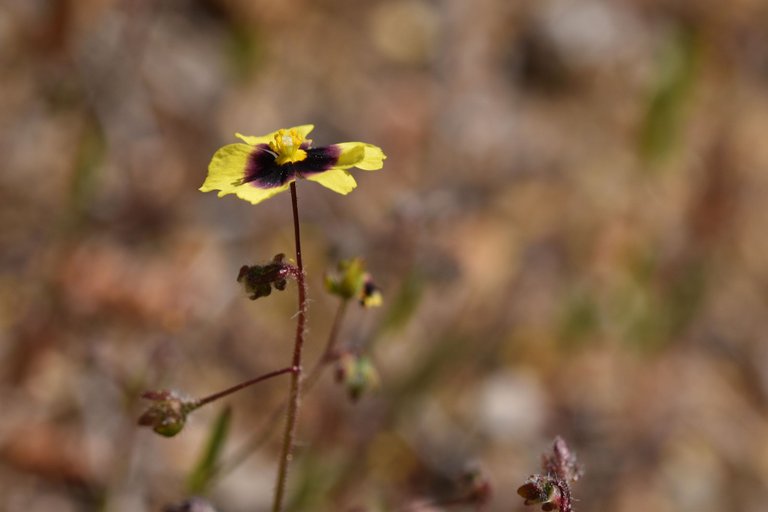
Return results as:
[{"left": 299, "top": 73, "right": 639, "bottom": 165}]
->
[{"left": 241, "top": 144, "right": 342, "bottom": 189}]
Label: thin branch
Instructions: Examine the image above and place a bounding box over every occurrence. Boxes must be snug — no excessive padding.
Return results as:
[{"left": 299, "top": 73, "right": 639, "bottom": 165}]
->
[{"left": 195, "top": 366, "right": 295, "bottom": 408}]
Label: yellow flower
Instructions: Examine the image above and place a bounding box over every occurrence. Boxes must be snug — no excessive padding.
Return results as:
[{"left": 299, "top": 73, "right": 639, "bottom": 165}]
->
[{"left": 200, "top": 125, "right": 386, "bottom": 205}]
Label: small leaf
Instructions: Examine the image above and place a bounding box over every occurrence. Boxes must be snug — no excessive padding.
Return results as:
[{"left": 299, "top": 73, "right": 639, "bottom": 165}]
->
[
  {"left": 639, "top": 24, "right": 699, "bottom": 165},
  {"left": 186, "top": 406, "right": 232, "bottom": 494}
]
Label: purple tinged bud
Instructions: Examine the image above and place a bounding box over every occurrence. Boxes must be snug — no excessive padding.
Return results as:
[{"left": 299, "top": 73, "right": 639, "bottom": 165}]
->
[
  {"left": 517, "top": 475, "right": 558, "bottom": 506},
  {"left": 543, "top": 436, "right": 583, "bottom": 483},
  {"left": 517, "top": 437, "right": 579, "bottom": 512}
]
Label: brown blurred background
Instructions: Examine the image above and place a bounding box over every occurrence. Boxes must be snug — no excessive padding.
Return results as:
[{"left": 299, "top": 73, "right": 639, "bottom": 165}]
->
[{"left": 2, "top": 0, "right": 768, "bottom": 511}]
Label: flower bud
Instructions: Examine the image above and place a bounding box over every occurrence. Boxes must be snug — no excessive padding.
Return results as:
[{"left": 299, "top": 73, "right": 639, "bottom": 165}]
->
[
  {"left": 137, "top": 390, "right": 198, "bottom": 437},
  {"left": 517, "top": 437, "right": 578, "bottom": 512},
  {"left": 518, "top": 475, "right": 553, "bottom": 504},
  {"left": 517, "top": 474, "right": 573, "bottom": 512},
  {"left": 543, "top": 436, "right": 582, "bottom": 482},
  {"left": 325, "top": 258, "right": 382, "bottom": 307},
  {"left": 334, "top": 352, "right": 380, "bottom": 402}
]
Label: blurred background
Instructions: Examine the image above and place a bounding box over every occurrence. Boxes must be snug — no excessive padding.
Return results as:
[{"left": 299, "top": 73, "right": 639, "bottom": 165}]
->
[{"left": 2, "top": 0, "right": 768, "bottom": 510}]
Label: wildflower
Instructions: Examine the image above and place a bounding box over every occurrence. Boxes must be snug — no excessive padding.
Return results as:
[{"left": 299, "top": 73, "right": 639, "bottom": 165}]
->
[{"left": 200, "top": 125, "right": 385, "bottom": 205}]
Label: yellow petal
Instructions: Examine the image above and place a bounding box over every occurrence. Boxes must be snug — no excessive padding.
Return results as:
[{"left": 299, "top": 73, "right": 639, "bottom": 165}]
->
[
  {"left": 361, "top": 289, "right": 383, "bottom": 308},
  {"left": 200, "top": 143, "right": 291, "bottom": 205},
  {"left": 291, "top": 124, "right": 315, "bottom": 140},
  {"left": 332, "top": 143, "right": 386, "bottom": 171},
  {"left": 200, "top": 143, "right": 251, "bottom": 193},
  {"left": 235, "top": 125, "right": 315, "bottom": 146},
  {"left": 231, "top": 183, "right": 291, "bottom": 205},
  {"left": 305, "top": 169, "right": 358, "bottom": 195}
]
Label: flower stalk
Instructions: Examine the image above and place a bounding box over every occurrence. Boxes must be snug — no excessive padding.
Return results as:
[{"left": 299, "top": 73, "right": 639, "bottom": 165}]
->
[{"left": 272, "top": 182, "right": 308, "bottom": 512}]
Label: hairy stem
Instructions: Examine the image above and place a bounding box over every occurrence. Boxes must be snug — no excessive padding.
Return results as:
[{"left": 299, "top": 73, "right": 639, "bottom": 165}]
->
[
  {"left": 195, "top": 366, "right": 295, "bottom": 408},
  {"left": 272, "top": 182, "right": 308, "bottom": 512},
  {"left": 210, "top": 299, "right": 350, "bottom": 484}
]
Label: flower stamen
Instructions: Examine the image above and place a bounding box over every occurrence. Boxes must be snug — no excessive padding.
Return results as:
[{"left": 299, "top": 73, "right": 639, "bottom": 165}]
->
[{"left": 270, "top": 129, "right": 308, "bottom": 165}]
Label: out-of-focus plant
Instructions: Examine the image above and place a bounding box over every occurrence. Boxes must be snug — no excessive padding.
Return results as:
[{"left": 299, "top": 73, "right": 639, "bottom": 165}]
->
[
  {"left": 325, "top": 257, "right": 383, "bottom": 308},
  {"left": 639, "top": 24, "right": 700, "bottom": 165},
  {"left": 334, "top": 351, "right": 380, "bottom": 402}
]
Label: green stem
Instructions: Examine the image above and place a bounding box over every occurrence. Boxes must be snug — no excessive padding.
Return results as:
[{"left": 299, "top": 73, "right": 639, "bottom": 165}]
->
[{"left": 272, "top": 182, "right": 308, "bottom": 512}]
